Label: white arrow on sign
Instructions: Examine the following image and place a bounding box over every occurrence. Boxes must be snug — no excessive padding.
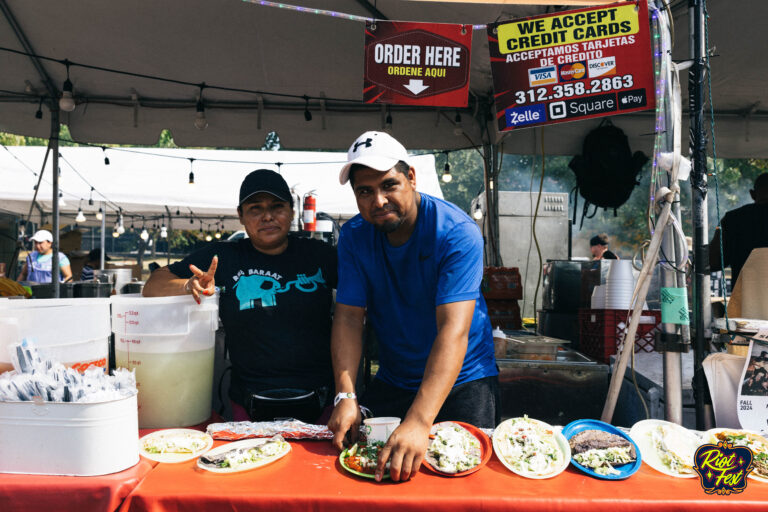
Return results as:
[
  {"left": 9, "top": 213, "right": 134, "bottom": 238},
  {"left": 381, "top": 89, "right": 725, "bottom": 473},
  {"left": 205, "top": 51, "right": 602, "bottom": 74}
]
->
[{"left": 403, "top": 79, "right": 429, "bottom": 95}]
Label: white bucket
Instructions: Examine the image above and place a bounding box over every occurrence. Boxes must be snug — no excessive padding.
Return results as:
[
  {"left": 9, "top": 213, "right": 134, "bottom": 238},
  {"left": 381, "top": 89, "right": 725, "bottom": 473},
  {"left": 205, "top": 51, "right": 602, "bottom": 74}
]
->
[
  {"left": 110, "top": 294, "right": 218, "bottom": 428},
  {"left": 0, "top": 298, "right": 111, "bottom": 374},
  {"left": 0, "top": 393, "right": 139, "bottom": 476}
]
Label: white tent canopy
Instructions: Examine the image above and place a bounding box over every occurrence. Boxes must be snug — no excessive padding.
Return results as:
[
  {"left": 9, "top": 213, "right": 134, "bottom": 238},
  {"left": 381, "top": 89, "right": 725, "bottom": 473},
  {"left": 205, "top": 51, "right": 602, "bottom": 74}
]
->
[
  {"left": 0, "top": 146, "right": 440, "bottom": 230},
  {"left": 0, "top": 0, "right": 766, "bottom": 157}
]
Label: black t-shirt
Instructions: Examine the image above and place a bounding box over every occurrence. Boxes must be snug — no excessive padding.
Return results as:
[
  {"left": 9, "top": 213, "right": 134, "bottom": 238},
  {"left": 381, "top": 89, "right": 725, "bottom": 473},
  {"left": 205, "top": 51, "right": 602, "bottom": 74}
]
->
[
  {"left": 602, "top": 250, "right": 618, "bottom": 260},
  {"left": 168, "top": 235, "right": 337, "bottom": 405},
  {"left": 721, "top": 203, "right": 768, "bottom": 282}
]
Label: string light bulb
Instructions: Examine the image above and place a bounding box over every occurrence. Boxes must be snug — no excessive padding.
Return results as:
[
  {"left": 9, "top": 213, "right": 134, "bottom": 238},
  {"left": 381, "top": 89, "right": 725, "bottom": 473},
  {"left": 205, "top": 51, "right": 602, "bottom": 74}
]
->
[
  {"left": 35, "top": 97, "right": 43, "bottom": 119},
  {"left": 59, "top": 61, "right": 76, "bottom": 112},
  {"left": 385, "top": 110, "right": 393, "bottom": 132},
  {"left": 303, "top": 96, "right": 312, "bottom": 121},
  {"left": 160, "top": 225, "right": 168, "bottom": 239},
  {"left": 88, "top": 186, "right": 94, "bottom": 206},
  {"left": 75, "top": 208, "right": 86, "bottom": 223},
  {"left": 102, "top": 147, "right": 110, "bottom": 165},
  {"left": 194, "top": 99, "right": 208, "bottom": 130},
  {"left": 473, "top": 203, "right": 483, "bottom": 220},
  {"left": 112, "top": 227, "right": 120, "bottom": 238},
  {"left": 442, "top": 160, "right": 452, "bottom": 183},
  {"left": 96, "top": 207, "right": 103, "bottom": 221},
  {"left": 205, "top": 233, "right": 213, "bottom": 242},
  {"left": 188, "top": 158, "right": 195, "bottom": 185},
  {"left": 453, "top": 111, "right": 463, "bottom": 136},
  {"left": 140, "top": 228, "right": 149, "bottom": 241}
]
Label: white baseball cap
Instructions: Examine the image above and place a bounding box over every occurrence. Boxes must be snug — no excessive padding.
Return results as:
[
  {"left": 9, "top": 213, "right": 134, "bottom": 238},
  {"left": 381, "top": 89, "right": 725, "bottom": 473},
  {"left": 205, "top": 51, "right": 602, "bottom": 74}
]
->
[
  {"left": 30, "top": 229, "right": 53, "bottom": 242},
  {"left": 339, "top": 131, "right": 410, "bottom": 185}
]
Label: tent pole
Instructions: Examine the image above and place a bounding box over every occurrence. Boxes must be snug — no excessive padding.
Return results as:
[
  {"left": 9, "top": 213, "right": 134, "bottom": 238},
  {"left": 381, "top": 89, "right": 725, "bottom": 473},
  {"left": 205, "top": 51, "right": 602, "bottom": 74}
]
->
[
  {"left": 165, "top": 206, "right": 172, "bottom": 266},
  {"left": 688, "top": 0, "right": 713, "bottom": 430},
  {"left": 100, "top": 201, "right": 106, "bottom": 269},
  {"left": 51, "top": 110, "right": 60, "bottom": 297}
]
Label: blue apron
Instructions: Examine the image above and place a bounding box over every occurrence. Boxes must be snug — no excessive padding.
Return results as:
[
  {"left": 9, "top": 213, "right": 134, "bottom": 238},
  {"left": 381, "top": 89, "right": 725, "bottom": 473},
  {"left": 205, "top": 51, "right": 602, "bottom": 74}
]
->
[{"left": 26, "top": 251, "right": 64, "bottom": 283}]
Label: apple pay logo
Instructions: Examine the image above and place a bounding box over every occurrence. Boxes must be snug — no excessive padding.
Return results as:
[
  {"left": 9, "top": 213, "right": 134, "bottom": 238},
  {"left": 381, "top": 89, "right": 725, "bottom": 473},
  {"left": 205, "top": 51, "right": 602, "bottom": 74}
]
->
[{"left": 549, "top": 101, "right": 566, "bottom": 120}]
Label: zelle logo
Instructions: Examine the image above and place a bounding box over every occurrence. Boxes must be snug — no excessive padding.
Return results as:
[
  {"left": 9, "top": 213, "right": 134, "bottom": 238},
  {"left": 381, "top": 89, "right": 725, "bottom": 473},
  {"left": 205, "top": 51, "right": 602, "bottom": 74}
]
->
[
  {"left": 506, "top": 104, "right": 547, "bottom": 128},
  {"left": 528, "top": 66, "right": 557, "bottom": 87}
]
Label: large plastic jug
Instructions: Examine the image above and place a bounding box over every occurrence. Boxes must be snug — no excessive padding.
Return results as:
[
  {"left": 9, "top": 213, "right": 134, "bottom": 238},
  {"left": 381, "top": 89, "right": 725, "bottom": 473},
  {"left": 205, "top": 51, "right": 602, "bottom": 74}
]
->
[{"left": 110, "top": 293, "right": 219, "bottom": 428}]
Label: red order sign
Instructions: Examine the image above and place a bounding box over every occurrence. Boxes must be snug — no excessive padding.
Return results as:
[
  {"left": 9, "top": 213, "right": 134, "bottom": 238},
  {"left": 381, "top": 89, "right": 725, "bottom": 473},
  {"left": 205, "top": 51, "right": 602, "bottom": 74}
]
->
[
  {"left": 364, "top": 21, "right": 472, "bottom": 107},
  {"left": 487, "top": 0, "right": 654, "bottom": 132}
]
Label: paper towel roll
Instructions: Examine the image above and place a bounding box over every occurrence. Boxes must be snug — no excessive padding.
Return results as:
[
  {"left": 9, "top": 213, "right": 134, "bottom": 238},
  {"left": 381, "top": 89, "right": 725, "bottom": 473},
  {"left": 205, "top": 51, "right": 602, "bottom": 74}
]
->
[{"left": 737, "top": 248, "right": 768, "bottom": 320}]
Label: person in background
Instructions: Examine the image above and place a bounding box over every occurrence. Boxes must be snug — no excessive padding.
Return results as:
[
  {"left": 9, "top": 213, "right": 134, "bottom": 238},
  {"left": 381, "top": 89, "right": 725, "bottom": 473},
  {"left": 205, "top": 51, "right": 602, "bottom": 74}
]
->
[
  {"left": 710, "top": 173, "right": 768, "bottom": 283},
  {"left": 328, "top": 131, "right": 498, "bottom": 482},
  {"left": 142, "top": 169, "right": 337, "bottom": 424},
  {"left": 80, "top": 248, "right": 110, "bottom": 281},
  {"left": 590, "top": 233, "right": 618, "bottom": 260},
  {"left": 16, "top": 230, "right": 73, "bottom": 283}
]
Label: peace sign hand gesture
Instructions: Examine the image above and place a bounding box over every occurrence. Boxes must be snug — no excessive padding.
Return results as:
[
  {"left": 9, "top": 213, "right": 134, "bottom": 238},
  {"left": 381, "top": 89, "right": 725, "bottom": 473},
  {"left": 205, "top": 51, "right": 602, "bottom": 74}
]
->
[{"left": 184, "top": 255, "right": 218, "bottom": 304}]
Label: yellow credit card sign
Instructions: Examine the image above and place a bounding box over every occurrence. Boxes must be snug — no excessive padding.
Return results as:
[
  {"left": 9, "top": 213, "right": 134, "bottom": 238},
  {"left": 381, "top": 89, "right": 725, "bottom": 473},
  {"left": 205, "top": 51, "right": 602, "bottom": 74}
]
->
[{"left": 497, "top": 4, "right": 640, "bottom": 54}]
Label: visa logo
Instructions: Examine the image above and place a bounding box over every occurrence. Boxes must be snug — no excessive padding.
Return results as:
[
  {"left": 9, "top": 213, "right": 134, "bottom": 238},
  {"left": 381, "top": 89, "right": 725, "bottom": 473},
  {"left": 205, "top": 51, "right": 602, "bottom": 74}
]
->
[
  {"left": 528, "top": 66, "right": 557, "bottom": 87},
  {"left": 505, "top": 104, "right": 547, "bottom": 128}
]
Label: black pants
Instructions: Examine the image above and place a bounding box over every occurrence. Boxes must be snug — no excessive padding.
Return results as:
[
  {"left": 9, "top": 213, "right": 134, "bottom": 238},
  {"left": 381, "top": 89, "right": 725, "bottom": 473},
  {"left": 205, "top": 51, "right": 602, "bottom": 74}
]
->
[{"left": 361, "top": 375, "right": 500, "bottom": 428}]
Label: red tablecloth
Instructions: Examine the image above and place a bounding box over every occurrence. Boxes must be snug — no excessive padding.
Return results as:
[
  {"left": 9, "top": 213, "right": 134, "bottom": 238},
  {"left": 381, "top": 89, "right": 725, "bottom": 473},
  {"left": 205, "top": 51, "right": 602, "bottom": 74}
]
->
[
  {"left": 119, "top": 439, "right": 768, "bottom": 512},
  {"left": 0, "top": 459, "right": 155, "bottom": 512}
]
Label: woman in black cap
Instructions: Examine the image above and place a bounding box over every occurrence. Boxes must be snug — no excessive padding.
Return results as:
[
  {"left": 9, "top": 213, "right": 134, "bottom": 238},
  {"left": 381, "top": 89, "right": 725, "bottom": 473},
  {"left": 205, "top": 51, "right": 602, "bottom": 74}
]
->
[{"left": 143, "top": 169, "right": 337, "bottom": 424}]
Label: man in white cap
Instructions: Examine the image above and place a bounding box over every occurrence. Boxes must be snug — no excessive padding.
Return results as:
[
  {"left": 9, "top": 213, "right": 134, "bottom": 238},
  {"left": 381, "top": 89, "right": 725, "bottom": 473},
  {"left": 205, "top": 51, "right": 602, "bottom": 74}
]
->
[
  {"left": 328, "top": 131, "right": 498, "bottom": 482},
  {"left": 16, "top": 229, "right": 73, "bottom": 283}
]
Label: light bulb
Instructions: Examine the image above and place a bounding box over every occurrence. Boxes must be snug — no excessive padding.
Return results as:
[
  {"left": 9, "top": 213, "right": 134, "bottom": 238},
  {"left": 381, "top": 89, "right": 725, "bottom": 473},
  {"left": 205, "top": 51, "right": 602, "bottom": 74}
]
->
[
  {"left": 95, "top": 208, "right": 103, "bottom": 221},
  {"left": 188, "top": 171, "right": 195, "bottom": 185},
  {"left": 473, "top": 206, "right": 483, "bottom": 220},
  {"left": 205, "top": 234, "right": 213, "bottom": 242},
  {"left": 442, "top": 162, "right": 452, "bottom": 183},
  {"left": 140, "top": 228, "right": 149, "bottom": 241},
  {"left": 160, "top": 226, "right": 168, "bottom": 239},
  {"left": 214, "top": 231, "right": 222, "bottom": 239},
  {"left": 75, "top": 209, "right": 86, "bottom": 223},
  {"left": 59, "top": 79, "right": 76, "bottom": 112},
  {"left": 194, "top": 100, "right": 208, "bottom": 130},
  {"left": 112, "top": 229, "right": 120, "bottom": 238},
  {"left": 117, "top": 224, "right": 125, "bottom": 235}
]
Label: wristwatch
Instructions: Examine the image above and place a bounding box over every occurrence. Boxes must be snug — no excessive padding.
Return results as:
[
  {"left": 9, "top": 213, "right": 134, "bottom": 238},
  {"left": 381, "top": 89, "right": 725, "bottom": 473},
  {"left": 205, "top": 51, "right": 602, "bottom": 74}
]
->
[{"left": 333, "top": 392, "right": 357, "bottom": 407}]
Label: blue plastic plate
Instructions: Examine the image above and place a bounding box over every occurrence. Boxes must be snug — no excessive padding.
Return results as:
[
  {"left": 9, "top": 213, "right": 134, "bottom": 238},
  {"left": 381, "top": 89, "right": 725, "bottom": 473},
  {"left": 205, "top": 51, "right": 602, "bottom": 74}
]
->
[{"left": 561, "top": 419, "right": 642, "bottom": 480}]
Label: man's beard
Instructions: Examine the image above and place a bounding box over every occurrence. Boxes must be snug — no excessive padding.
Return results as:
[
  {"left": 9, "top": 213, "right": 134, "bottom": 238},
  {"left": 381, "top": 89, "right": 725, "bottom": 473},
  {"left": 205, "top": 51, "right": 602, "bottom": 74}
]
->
[{"left": 374, "top": 217, "right": 403, "bottom": 233}]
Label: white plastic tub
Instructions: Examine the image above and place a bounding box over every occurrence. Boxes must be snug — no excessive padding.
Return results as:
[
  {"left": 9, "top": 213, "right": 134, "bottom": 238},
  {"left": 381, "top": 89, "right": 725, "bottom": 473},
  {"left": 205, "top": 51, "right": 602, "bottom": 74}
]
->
[
  {"left": 0, "top": 298, "right": 111, "bottom": 373},
  {"left": 0, "top": 393, "right": 139, "bottom": 476}
]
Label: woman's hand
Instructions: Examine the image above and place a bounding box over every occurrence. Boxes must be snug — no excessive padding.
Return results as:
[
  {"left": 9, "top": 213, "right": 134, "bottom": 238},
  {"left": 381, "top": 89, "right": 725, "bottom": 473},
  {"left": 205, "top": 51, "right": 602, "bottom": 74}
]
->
[{"left": 184, "top": 255, "right": 218, "bottom": 304}]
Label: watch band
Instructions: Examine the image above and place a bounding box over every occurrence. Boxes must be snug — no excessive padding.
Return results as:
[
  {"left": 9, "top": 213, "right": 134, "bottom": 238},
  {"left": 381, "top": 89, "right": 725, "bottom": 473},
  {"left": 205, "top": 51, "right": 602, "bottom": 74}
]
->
[{"left": 333, "top": 392, "right": 357, "bottom": 407}]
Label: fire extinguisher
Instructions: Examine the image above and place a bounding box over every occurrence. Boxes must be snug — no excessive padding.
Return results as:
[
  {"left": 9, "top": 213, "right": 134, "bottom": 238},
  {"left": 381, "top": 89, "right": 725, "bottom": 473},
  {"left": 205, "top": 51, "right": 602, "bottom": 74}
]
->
[{"left": 302, "top": 191, "right": 317, "bottom": 231}]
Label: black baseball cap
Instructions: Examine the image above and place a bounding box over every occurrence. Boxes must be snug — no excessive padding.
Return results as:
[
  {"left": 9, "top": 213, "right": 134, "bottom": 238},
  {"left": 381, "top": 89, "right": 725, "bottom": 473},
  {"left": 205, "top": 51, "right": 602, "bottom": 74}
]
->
[{"left": 239, "top": 169, "right": 293, "bottom": 206}]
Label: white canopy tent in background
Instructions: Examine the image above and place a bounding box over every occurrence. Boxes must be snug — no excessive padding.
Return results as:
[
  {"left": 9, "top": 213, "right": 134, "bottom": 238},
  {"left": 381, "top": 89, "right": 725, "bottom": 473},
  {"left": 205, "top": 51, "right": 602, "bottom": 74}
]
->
[{"left": 0, "top": 147, "right": 440, "bottom": 231}]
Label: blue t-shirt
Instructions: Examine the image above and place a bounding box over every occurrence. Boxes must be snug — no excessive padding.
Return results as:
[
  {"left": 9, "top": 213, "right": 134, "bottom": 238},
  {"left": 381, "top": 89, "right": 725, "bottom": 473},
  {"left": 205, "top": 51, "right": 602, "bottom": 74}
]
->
[{"left": 336, "top": 193, "right": 497, "bottom": 391}]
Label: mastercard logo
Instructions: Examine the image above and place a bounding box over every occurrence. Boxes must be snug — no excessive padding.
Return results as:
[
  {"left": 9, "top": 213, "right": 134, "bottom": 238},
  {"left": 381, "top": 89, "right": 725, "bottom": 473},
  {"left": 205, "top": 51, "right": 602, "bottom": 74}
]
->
[{"left": 558, "top": 62, "right": 586, "bottom": 81}]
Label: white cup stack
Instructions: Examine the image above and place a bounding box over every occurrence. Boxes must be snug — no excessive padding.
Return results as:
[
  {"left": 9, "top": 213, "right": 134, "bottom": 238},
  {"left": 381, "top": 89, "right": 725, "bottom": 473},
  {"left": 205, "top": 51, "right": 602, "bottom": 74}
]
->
[
  {"left": 604, "top": 260, "right": 639, "bottom": 310},
  {"left": 590, "top": 284, "right": 606, "bottom": 309}
]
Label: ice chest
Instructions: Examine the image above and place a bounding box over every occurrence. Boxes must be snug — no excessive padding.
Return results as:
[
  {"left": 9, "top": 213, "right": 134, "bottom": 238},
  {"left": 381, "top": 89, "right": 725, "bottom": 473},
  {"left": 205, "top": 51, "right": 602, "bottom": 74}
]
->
[{"left": 0, "top": 393, "right": 139, "bottom": 476}]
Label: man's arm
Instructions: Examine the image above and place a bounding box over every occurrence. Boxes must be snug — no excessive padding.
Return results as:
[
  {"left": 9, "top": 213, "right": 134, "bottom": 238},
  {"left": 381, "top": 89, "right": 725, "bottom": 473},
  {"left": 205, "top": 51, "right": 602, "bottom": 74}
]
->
[
  {"left": 327, "top": 303, "right": 365, "bottom": 450},
  {"left": 142, "top": 256, "right": 217, "bottom": 302},
  {"left": 16, "top": 262, "right": 28, "bottom": 282},
  {"left": 375, "top": 299, "right": 474, "bottom": 482}
]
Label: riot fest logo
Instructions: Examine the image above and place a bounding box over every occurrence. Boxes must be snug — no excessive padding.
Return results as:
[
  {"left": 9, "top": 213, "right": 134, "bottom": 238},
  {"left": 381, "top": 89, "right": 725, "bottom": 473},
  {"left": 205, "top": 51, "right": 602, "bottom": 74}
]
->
[{"left": 694, "top": 441, "right": 754, "bottom": 495}]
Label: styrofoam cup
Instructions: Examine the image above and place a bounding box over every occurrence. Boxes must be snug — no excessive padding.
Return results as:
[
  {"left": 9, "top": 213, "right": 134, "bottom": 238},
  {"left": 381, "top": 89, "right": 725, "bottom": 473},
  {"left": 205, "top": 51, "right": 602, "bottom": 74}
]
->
[
  {"left": 591, "top": 285, "right": 606, "bottom": 309},
  {"left": 607, "top": 260, "right": 634, "bottom": 282},
  {"left": 363, "top": 417, "right": 401, "bottom": 444}
]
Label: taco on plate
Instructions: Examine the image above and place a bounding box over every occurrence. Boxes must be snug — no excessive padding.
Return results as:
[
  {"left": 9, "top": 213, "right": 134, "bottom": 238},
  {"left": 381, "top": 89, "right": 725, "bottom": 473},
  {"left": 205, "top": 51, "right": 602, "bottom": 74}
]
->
[{"left": 425, "top": 422, "right": 482, "bottom": 474}]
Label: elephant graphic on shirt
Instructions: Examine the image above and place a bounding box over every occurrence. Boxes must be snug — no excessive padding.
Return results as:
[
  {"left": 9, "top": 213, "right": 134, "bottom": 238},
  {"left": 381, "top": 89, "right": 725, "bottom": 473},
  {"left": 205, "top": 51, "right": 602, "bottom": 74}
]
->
[
  {"left": 232, "top": 274, "right": 281, "bottom": 310},
  {"left": 232, "top": 268, "right": 326, "bottom": 311}
]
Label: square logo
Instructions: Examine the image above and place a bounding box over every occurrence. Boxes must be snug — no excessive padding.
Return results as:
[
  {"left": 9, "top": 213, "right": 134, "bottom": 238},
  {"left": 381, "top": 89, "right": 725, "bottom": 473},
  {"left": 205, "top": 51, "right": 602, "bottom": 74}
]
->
[
  {"left": 528, "top": 66, "right": 558, "bottom": 87},
  {"left": 587, "top": 56, "right": 617, "bottom": 78},
  {"left": 505, "top": 104, "right": 547, "bottom": 128},
  {"left": 548, "top": 101, "right": 567, "bottom": 120}
]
